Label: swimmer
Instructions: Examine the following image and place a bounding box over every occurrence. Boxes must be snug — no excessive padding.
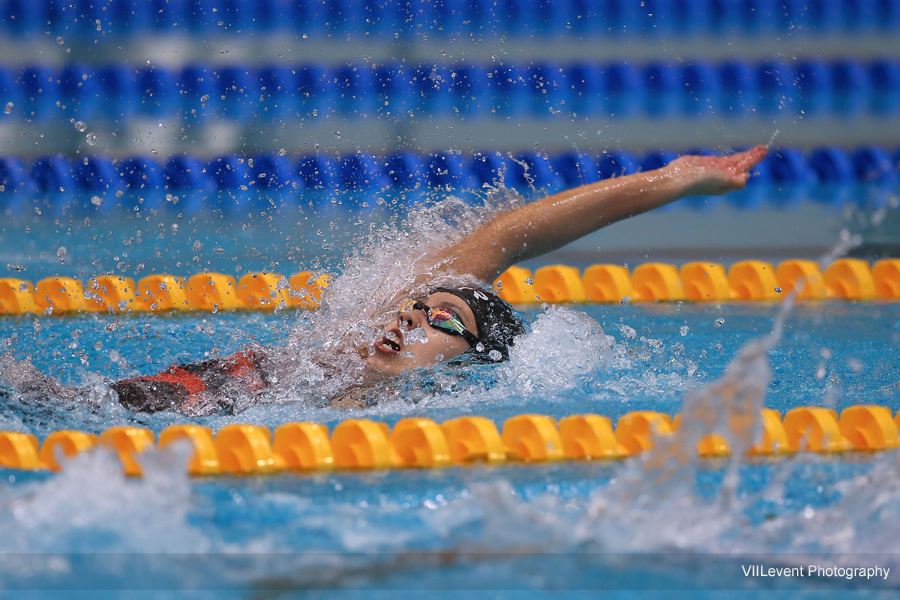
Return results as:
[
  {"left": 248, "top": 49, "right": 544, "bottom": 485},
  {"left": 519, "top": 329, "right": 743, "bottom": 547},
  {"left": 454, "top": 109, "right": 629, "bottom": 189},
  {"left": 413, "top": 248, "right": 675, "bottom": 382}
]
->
[{"left": 4, "top": 146, "right": 768, "bottom": 414}]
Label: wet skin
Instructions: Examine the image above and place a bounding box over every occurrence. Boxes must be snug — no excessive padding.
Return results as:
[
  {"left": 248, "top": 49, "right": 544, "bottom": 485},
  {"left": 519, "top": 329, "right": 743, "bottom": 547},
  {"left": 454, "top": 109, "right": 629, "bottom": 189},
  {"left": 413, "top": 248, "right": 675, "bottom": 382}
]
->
[{"left": 363, "top": 292, "right": 479, "bottom": 376}]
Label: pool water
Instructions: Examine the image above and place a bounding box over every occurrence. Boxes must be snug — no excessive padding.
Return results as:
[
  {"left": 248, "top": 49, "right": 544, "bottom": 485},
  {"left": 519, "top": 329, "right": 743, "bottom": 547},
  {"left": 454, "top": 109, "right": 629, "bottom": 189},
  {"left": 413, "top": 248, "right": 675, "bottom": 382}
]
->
[{"left": 0, "top": 189, "right": 898, "bottom": 595}]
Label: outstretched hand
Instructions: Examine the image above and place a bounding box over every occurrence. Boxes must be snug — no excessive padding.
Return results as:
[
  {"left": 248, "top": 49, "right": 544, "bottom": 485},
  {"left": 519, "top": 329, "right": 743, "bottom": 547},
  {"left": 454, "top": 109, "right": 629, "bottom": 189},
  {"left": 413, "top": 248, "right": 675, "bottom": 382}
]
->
[{"left": 667, "top": 145, "right": 768, "bottom": 198}]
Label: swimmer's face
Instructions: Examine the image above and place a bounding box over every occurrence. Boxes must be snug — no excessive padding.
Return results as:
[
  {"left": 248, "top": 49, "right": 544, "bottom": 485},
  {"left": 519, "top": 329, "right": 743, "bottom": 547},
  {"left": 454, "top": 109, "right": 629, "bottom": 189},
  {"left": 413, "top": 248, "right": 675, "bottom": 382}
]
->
[{"left": 363, "top": 292, "right": 478, "bottom": 376}]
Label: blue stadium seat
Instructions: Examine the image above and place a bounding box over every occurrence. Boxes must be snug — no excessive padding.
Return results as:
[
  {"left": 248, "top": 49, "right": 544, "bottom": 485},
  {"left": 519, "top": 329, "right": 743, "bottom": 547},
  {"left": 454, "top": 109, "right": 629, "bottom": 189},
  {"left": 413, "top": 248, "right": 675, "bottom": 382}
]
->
[
  {"left": 566, "top": 63, "right": 605, "bottom": 117},
  {"left": 296, "top": 65, "right": 335, "bottom": 117},
  {"left": 1, "top": 0, "right": 42, "bottom": 35},
  {"left": 0, "top": 66, "right": 21, "bottom": 121},
  {"left": 553, "top": 152, "right": 599, "bottom": 187},
  {"left": 384, "top": 151, "right": 424, "bottom": 189},
  {"left": 509, "top": 151, "right": 564, "bottom": 191},
  {"left": 147, "top": 0, "right": 187, "bottom": 31},
  {"left": 412, "top": 65, "right": 454, "bottom": 116},
  {"left": 118, "top": 157, "right": 165, "bottom": 192},
  {"left": 852, "top": 146, "right": 900, "bottom": 184},
  {"left": 565, "top": 0, "right": 607, "bottom": 35},
  {"left": 530, "top": 0, "right": 568, "bottom": 35},
  {"left": 642, "top": 63, "right": 679, "bottom": 117},
  {"left": 596, "top": 150, "right": 638, "bottom": 180},
  {"left": 470, "top": 153, "right": 508, "bottom": 187},
  {"left": 74, "top": 157, "right": 121, "bottom": 193},
  {"left": 489, "top": 63, "right": 528, "bottom": 117},
  {"left": 450, "top": 65, "right": 491, "bottom": 116},
  {"left": 804, "top": 0, "right": 842, "bottom": 31},
  {"left": 679, "top": 61, "right": 720, "bottom": 118},
  {"left": 0, "top": 157, "right": 33, "bottom": 194},
  {"left": 60, "top": 63, "right": 102, "bottom": 122},
  {"left": 670, "top": 0, "right": 713, "bottom": 36},
  {"left": 258, "top": 65, "right": 296, "bottom": 122},
  {"left": 164, "top": 156, "right": 215, "bottom": 191},
  {"left": 20, "top": 66, "right": 59, "bottom": 122},
  {"left": 94, "top": 0, "right": 150, "bottom": 38},
  {"left": 491, "top": 0, "right": 529, "bottom": 35},
  {"left": 213, "top": 65, "right": 258, "bottom": 121},
  {"left": 250, "top": 154, "right": 293, "bottom": 189},
  {"left": 719, "top": 61, "right": 757, "bottom": 117},
  {"left": 427, "top": 152, "right": 477, "bottom": 189},
  {"left": 839, "top": 0, "right": 879, "bottom": 32},
  {"left": 764, "top": 148, "right": 815, "bottom": 185},
  {"left": 795, "top": 61, "right": 833, "bottom": 117},
  {"left": 296, "top": 155, "right": 338, "bottom": 189},
  {"left": 525, "top": 63, "right": 566, "bottom": 117},
  {"left": 376, "top": 63, "right": 414, "bottom": 117},
  {"left": 640, "top": 150, "right": 679, "bottom": 173},
  {"left": 738, "top": 0, "right": 780, "bottom": 34},
  {"left": 809, "top": 147, "right": 855, "bottom": 184},
  {"left": 707, "top": 0, "right": 742, "bottom": 33},
  {"left": 178, "top": 64, "right": 216, "bottom": 124},
  {"left": 207, "top": 156, "right": 250, "bottom": 189},
  {"left": 603, "top": 0, "right": 640, "bottom": 34},
  {"left": 340, "top": 152, "right": 387, "bottom": 189},
  {"left": 638, "top": 0, "right": 676, "bottom": 36},
  {"left": 137, "top": 68, "right": 177, "bottom": 118},
  {"left": 756, "top": 61, "right": 793, "bottom": 116},
  {"left": 869, "top": 59, "right": 900, "bottom": 115},
  {"left": 604, "top": 64, "right": 643, "bottom": 118},
  {"left": 334, "top": 65, "right": 377, "bottom": 115},
  {"left": 831, "top": 60, "right": 868, "bottom": 116},
  {"left": 99, "top": 65, "right": 138, "bottom": 122},
  {"left": 247, "top": 0, "right": 293, "bottom": 33},
  {"left": 31, "top": 156, "right": 75, "bottom": 194},
  {"left": 875, "top": 0, "right": 900, "bottom": 30}
]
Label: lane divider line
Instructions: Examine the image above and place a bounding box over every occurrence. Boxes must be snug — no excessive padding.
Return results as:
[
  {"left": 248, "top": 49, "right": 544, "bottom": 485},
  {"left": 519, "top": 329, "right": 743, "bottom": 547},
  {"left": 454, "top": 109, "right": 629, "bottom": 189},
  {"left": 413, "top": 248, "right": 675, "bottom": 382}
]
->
[{"left": 2, "top": 405, "right": 899, "bottom": 476}]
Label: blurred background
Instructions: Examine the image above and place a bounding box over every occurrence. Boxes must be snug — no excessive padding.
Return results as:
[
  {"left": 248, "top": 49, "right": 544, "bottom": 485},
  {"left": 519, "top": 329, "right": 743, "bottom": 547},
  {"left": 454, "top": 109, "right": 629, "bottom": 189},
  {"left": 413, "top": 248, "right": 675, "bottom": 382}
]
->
[{"left": 0, "top": 0, "right": 899, "bottom": 278}]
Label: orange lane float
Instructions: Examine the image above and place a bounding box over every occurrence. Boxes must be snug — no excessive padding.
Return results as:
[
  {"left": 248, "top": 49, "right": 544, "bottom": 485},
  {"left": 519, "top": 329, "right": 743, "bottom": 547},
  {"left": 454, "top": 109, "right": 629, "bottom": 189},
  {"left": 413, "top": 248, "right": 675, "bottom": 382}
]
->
[
  {"left": 493, "top": 266, "right": 538, "bottom": 304},
  {"left": 824, "top": 258, "right": 877, "bottom": 300},
  {"left": 4, "top": 405, "right": 900, "bottom": 477},
  {"left": 581, "top": 264, "right": 633, "bottom": 303},
  {"left": 0, "top": 278, "right": 36, "bottom": 315},
  {"left": 728, "top": 261, "right": 780, "bottom": 301},
  {"left": 630, "top": 263, "right": 684, "bottom": 302},
  {"left": 680, "top": 262, "right": 733, "bottom": 302}
]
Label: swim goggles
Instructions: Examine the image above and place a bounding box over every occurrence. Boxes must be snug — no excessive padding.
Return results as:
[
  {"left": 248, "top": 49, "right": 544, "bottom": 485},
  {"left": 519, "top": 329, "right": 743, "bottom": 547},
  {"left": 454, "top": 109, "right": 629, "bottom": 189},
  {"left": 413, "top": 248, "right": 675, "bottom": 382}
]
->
[{"left": 399, "top": 300, "right": 479, "bottom": 347}]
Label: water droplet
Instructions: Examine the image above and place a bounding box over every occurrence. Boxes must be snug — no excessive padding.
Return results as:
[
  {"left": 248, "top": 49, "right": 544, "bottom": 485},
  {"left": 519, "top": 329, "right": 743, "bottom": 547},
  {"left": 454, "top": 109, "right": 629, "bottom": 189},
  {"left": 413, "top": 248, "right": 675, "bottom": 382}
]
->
[
  {"left": 3, "top": 102, "right": 12, "bottom": 114},
  {"left": 619, "top": 296, "right": 631, "bottom": 305},
  {"left": 192, "top": 241, "right": 203, "bottom": 251},
  {"left": 333, "top": 131, "right": 341, "bottom": 139},
  {"left": 475, "top": 342, "right": 485, "bottom": 352},
  {"left": 715, "top": 343, "right": 723, "bottom": 351},
  {"left": 714, "top": 318, "right": 725, "bottom": 328},
  {"left": 90, "top": 195, "right": 103, "bottom": 206},
  {"left": 675, "top": 300, "right": 683, "bottom": 310},
  {"left": 94, "top": 341, "right": 103, "bottom": 351},
  {"left": 85, "top": 132, "right": 98, "bottom": 145},
  {"left": 774, "top": 287, "right": 783, "bottom": 294},
  {"left": 56, "top": 247, "right": 67, "bottom": 263},
  {"left": 488, "top": 349, "right": 502, "bottom": 361},
  {"left": 74, "top": 121, "right": 87, "bottom": 132},
  {"left": 277, "top": 148, "right": 288, "bottom": 157},
  {"left": 200, "top": 94, "right": 210, "bottom": 102},
  {"left": 525, "top": 278, "right": 534, "bottom": 285},
  {"left": 56, "top": 36, "right": 64, "bottom": 45},
  {"left": 680, "top": 326, "right": 689, "bottom": 336}
]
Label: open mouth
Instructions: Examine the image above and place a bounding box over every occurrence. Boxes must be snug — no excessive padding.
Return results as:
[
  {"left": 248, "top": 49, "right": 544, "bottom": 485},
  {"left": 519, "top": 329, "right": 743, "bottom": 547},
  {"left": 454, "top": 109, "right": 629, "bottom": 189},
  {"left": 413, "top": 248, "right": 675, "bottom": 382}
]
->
[{"left": 374, "top": 328, "right": 403, "bottom": 356}]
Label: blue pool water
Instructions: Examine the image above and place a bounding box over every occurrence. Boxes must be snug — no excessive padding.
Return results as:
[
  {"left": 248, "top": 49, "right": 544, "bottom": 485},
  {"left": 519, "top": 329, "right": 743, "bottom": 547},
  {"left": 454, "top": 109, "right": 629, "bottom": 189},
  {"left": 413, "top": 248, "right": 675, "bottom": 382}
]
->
[{"left": 0, "top": 188, "right": 898, "bottom": 596}]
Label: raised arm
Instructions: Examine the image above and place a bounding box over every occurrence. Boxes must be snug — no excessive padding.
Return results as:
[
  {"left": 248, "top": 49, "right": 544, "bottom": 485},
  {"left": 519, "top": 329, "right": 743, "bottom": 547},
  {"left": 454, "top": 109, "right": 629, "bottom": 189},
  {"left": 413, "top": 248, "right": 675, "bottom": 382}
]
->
[{"left": 428, "top": 145, "right": 767, "bottom": 282}]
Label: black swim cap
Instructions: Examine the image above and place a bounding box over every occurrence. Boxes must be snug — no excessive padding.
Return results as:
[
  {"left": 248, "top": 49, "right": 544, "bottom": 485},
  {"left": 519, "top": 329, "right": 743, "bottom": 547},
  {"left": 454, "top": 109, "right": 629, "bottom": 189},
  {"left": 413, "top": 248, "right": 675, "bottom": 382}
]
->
[{"left": 434, "top": 287, "right": 525, "bottom": 362}]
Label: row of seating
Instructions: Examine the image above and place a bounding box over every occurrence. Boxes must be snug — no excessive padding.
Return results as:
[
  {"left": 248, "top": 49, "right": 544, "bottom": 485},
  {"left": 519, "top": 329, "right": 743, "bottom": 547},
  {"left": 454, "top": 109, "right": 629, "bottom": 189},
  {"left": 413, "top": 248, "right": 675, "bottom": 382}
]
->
[
  {"left": 5, "top": 59, "right": 900, "bottom": 123},
  {"left": 3, "top": 0, "right": 900, "bottom": 38},
  {"left": 0, "top": 147, "right": 896, "bottom": 204}
]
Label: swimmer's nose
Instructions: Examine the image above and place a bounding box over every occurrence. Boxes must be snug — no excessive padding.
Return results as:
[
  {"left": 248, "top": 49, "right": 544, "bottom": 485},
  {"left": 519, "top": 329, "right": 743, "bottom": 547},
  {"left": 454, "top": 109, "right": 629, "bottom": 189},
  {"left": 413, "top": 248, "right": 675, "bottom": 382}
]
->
[{"left": 398, "top": 305, "right": 427, "bottom": 330}]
